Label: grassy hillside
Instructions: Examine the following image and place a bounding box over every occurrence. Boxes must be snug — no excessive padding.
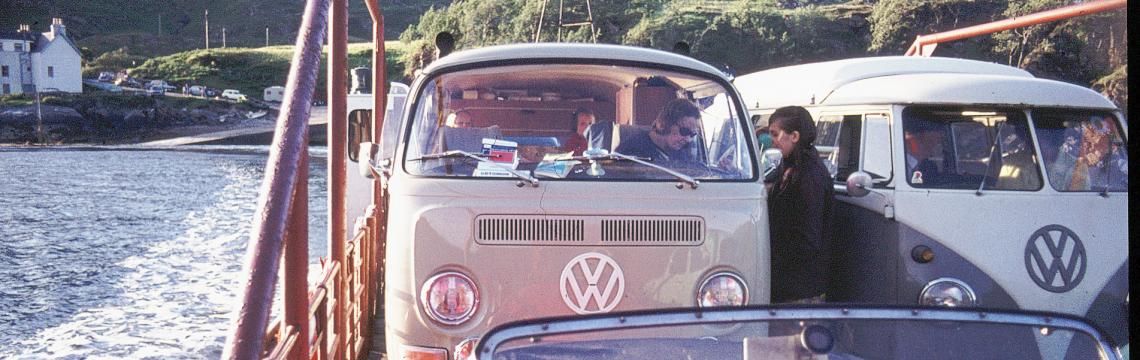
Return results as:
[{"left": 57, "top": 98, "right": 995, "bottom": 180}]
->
[
  {"left": 128, "top": 41, "right": 410, "bottom": 101},
  {"left": 1, "top": 0, "right": 450, "bottom": 58}
]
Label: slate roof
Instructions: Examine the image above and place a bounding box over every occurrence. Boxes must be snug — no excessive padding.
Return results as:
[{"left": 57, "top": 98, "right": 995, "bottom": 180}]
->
[
  {"left": 0, "top": 32, "right": 36, "bottom": 41},
  {"left": 34, "top": 31, "right": 82, "bottom": 55}
]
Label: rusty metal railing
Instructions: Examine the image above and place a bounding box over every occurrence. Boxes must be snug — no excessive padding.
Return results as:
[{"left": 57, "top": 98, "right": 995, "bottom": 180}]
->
[
  {"left": 905, "top": 0, "right": 1126, "bottom": 57},
  {"left": 223, "top": 0, "right": 387, "bottom": 358}
]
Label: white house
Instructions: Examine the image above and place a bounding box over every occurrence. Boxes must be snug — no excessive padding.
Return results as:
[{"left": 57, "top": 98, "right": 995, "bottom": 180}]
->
[{"left": 0, "top": 18, "right": 83, "bottom": 95}]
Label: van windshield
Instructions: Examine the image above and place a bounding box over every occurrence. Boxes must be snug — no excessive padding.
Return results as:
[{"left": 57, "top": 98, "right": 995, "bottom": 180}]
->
[
  {"left": 901, "top": 107, "right": 1042, "bottom": 190},
  {"left": 402, "top": 64, "right": 755, "bottom": 181},
  {"left": 1032, "top": 109, "right": 1127, "bottom": 192}
]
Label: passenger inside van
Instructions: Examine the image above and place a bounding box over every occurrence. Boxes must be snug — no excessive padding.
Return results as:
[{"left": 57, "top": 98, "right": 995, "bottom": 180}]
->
[
  {"left": 903, "top": 118, "right": 945, "bottom": 186},
  {"left": 445, "top": 110, "right": 474, "bottom": 128},
  {"left": 615, "top": 98, "right": 701, "bottom": 164},
  {"left": 995, "top": 124, "right": 1041, "bottom": 190},
  {"left": 563, "top": 108, "right": 594, "bottom": 156}
]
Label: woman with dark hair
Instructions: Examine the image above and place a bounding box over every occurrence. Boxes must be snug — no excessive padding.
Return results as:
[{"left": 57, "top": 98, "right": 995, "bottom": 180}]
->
[{"left": 766, "top": 105, "right": 834, "bottom": 304}]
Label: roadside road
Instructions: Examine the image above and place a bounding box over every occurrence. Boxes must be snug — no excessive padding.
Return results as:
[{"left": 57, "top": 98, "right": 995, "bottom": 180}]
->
[{"left": 135, "top": 106, "right": 326, "bottom": 147}]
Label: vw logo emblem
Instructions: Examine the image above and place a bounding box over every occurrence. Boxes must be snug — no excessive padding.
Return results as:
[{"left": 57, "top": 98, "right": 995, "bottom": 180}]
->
[
  {"left": 560, "top": 252, "right": 625, "bottom": 314},
  {"left": 1024, "top": 225, "right": 1086, "bottom": 293}
]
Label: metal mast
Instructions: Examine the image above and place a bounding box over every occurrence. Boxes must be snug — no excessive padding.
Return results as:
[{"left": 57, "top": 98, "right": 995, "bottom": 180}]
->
[{"left": 534, "top": 0, "right": 598, "bottom": 43}]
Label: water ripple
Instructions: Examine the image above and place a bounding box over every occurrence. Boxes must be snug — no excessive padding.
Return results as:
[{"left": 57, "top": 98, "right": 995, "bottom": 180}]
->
[{"left": 0, "top": 147, "right": 328, "bottom": 358}]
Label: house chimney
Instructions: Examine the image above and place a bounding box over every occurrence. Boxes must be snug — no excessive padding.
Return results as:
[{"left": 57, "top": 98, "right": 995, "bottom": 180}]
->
[{"left": 50, "top": 18, "right": 65, "bottom": 37}]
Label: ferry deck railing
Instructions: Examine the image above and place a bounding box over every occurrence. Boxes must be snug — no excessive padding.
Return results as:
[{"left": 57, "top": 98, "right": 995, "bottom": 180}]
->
[{"left": 222, "top": 0, "right": 388, "bottom": 358}]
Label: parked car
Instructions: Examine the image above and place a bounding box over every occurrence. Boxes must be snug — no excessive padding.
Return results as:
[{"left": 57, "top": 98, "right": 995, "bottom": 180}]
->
[
  {"left": 146, "top": 86, "right": 165, "bottom": 97},
  {"left": 115, "top": 77, "right": 141, "bottom": 88},
  {"left": 98, "top": 72, "right": 115, "bottom": 82},
  {"left": 221, "top": 89, "right": 247, "bottom": 102},
  {"left": 187, "top": 85, "right": 218, "bottom": 98},
  {"left": 147, "top": 80, "right": 176, "bottom": 91},
  {"left": 188, "top": 85, "right": 206, "bottom": 96}
]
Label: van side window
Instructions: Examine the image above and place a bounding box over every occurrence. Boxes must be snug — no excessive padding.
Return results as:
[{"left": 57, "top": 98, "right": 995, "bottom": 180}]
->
[
  {"left": 816, "top": 115, "right": 842, "bottom": 147},
  {"left": 348, "top": 110, "right": 373, "bottom": 162},
  {"left": 833, "top": 115, "right": 862, "bottom": 181},
  {"left": 1032, "top": 109, "right": 1127, "bottom": 192},
  {"left": 814, "top": 115, "right": 842, "bottom": 179},
  {"left": 861, "top": 114, "right": 892, "bottom": 181},
  {"left": 902, "top": 107, "right": 1040, "bottom": 190}
]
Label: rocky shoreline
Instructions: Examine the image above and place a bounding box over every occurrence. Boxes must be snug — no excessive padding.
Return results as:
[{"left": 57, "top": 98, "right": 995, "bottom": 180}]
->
[{"left": 0, "top": 98, "right": 275, "bottom": 146}]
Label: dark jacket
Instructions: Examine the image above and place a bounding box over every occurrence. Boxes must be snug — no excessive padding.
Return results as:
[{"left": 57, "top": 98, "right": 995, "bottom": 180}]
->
[{"left": 767, "top": 154, "right": 834, "bottom": 303}]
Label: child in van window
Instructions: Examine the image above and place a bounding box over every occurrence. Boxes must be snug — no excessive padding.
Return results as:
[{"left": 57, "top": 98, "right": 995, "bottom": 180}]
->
[{"left": 563, "top": 108, "right": 593, "bottom": 156}]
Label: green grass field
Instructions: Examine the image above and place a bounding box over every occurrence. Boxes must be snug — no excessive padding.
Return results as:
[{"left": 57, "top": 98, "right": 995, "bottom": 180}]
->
[{"left": 127, "top": 41, "right": 410, "bottom": 101}]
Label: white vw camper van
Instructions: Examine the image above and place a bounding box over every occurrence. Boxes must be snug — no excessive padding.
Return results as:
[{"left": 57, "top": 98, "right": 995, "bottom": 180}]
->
[
  {"left": 352, "top": 43, "right": 769, "bottom": 359},
  {"left": 735, "top": 56, "right": 1128, "bottom": 350}
]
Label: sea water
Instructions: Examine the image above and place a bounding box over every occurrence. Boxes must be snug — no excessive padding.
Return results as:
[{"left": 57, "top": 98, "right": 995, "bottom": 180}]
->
[{"left": 0, "top": 146, "right": 329, "bottom": 359}]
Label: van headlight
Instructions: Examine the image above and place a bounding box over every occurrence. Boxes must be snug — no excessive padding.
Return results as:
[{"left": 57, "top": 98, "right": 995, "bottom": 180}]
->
[
  {"left": 919, "top": 277, "right": 976, "bottom": 307},
  {"left": 697, "top": 272, "right": 747, "bottom": 307},
  {"left": 421, "top": 272, "right": 479, "bottom": 325}
]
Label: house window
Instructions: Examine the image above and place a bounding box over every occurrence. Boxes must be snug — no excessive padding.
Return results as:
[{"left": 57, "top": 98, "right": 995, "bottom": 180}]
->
[
  {"left": 2, "top": 65, "right": 8, "bottom": 77},
  {"left": 14, "top": 43, "right": 22, "bottom": 52},
  {"left": 3, "top": 84, "right": 10, "bottom": 95},
  {"left": 48, "top": 66, "right": 55, "bottom": 78}
]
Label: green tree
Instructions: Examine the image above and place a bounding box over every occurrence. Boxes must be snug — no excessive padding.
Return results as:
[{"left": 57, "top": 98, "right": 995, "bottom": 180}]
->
[{"left": 868, "top": 0, "right": 1006, "bottom": 56}]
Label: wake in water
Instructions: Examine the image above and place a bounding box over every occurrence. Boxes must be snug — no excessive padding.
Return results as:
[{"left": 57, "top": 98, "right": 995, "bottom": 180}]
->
[{"left": 0, "top": 148, "right": 328, "bottom": 359}]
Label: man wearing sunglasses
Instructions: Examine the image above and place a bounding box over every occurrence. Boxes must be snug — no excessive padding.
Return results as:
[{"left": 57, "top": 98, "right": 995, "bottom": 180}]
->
[{"left": 615, "top": 98, "right": 701, "bottom": 164}]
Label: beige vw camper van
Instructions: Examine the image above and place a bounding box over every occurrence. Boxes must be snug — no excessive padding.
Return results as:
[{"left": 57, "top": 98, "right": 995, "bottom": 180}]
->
[{"left": 353, "top": 43, "right": 769, "bottom": 359}]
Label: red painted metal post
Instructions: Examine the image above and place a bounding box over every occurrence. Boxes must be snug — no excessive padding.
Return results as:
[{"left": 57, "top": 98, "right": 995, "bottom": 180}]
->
[
  {"left": 221, "top": 0, "right": 328, "bottom": 358},
  {"left": 282, "top": 146, "right": 309, "bottom": 360},
  {"left": 363, "top": 0, "right": 387, "bottom": 323},
  {"left": 328, "top": 0, "right": 349, "bottom": 357},
  {"left": 905, "top": 0, "right": 1126, "bottom": 56},
  {"left": 364, "top": 0, "right": 386, "bottom": 188}
]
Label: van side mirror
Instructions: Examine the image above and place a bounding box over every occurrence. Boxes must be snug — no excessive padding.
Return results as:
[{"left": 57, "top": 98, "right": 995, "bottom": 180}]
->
[
  {"left": 762, "top": 149, "right": 782, "bottom": 182},
  {"left": 358, "top": 141, "right": 382, "bottom": 179},
  {"left": 845, "top": 171, "right": 873, "bottom": 197}
]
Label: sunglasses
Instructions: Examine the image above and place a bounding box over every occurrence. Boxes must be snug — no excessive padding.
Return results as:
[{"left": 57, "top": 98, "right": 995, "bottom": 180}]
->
[{"left": 655, "top": 126, "right": 699, "bottom": 138}]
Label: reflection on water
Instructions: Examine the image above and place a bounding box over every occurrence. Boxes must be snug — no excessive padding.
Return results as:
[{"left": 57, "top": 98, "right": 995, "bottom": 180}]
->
[{"left": 0, "top": 146, "right": 328, "bottom": 358}]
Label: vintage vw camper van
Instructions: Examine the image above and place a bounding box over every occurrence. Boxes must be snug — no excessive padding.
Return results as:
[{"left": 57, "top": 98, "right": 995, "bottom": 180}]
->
[
  {"left": 735, "top": 56, "right": 1128, "bottom": 349},
  {"left": 353, "top": 43, "right": 768, "bottom": 359}
]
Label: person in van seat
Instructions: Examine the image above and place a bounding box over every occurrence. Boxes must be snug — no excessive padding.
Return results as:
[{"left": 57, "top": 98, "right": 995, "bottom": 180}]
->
[
  {"left": 445, "top": 110, "right": 474, "bottom": 128},
  {"left": 563, "top": 108, "right": 594, "bottom": 156},
  {"left": 614, "top": 98, "right": 700, "bottom": 163},
  {"left": 903, "top": 119, "right": 944, "bottom": 186},
  {"left": 766, "top": 106, "right": 834, "bottom": 304},
  {"left": 755, "top": 126, "right": 773, "bottom": 152}
]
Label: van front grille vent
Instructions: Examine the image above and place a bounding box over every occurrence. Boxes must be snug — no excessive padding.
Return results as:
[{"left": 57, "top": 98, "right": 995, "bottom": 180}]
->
[
  {"left": 476, "top": 217, "right": 585, "bottom": 244},
  {"left": 601, "top": 218, "right": 703, "bottom": 244},
  {"left": 475, "top": 215, "right": 704, "bottom": 246}
]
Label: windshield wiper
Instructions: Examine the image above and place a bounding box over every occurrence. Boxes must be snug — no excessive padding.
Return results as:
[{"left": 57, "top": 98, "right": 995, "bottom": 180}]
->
[
  {"left": 556, "top": 151, "right": 699, "bottom": 189},
  {"left": 976, "top": 121, "right": 1007, "bottom": 196},
  {"left": 409, "top": 150, "right": 539, "bottom": 187}
]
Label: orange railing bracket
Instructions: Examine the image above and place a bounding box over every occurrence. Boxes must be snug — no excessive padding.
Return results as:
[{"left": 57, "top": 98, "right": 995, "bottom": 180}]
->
[{"left": 905, "top": 0, "right": 1126, "bottom": 57}]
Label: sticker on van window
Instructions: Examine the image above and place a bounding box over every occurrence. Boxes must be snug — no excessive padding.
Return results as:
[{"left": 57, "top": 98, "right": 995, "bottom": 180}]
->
[
  {"left": 911, "top": 171, "right": 924, "bottom": 184},
  {"left": 482, "top": 138, "right": 519, "bottom": 167}
]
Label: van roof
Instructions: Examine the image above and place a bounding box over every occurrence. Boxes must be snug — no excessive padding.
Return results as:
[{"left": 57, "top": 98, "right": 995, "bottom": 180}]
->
[
  {"left": 423, "top": 43, "right": 729, "bottom": 80},
  {"left": 735, "top": 56, "right": 1116, "bottom": 110}
]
